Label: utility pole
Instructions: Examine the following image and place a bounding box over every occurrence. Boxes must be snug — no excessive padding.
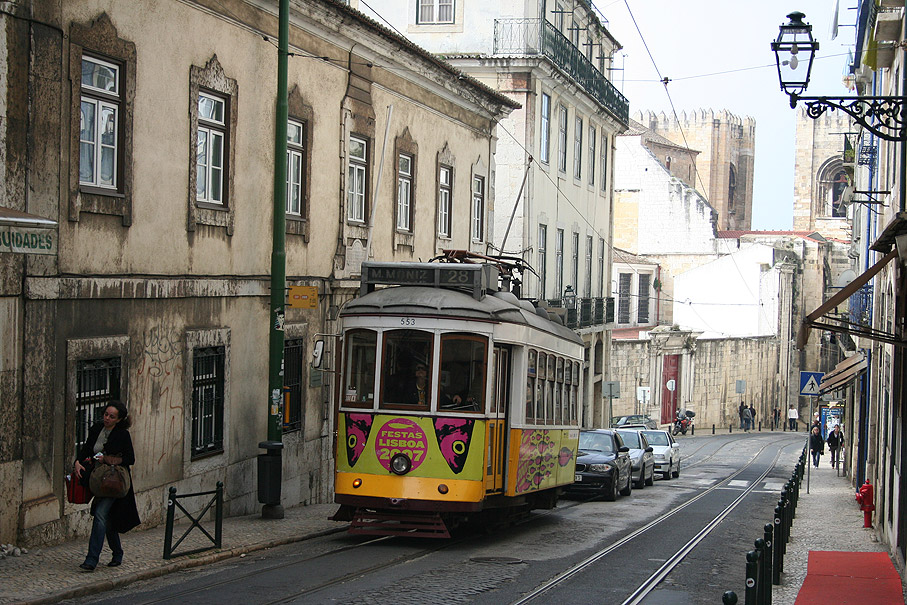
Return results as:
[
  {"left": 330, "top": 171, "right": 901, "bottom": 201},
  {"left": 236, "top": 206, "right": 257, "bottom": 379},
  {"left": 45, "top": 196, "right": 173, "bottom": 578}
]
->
[{"left": 259, "top": 0, "right": 289, "bottom": 520}]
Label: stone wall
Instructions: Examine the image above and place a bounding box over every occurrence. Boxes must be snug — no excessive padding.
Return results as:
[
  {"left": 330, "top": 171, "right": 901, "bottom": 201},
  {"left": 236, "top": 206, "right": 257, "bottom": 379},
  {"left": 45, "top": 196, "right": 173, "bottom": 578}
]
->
[{"left": 610, "top": 335, "right": 782, "bottom": 430}]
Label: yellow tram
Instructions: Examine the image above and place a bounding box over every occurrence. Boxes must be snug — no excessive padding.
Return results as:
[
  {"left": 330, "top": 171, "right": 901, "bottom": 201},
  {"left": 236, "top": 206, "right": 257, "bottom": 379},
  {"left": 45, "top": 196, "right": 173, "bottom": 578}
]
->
[{"left": 331, "top": 258, "right": 584, "bottom": 537}]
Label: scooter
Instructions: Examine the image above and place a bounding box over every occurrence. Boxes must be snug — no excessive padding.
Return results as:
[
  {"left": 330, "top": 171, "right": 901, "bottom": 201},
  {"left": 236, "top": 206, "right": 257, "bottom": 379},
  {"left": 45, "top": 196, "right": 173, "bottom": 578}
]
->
[{"left": 672, "top": 410, "right": 696, "bottom": 435}]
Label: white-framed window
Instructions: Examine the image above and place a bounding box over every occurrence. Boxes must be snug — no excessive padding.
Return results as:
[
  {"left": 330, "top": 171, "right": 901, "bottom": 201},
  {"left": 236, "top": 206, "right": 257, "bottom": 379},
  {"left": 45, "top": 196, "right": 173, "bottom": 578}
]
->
[
  {"left": 554, "top": 1, "right": 566, "bottom": 33},
  {"left": 615, "top": 271, "right": 654, "bottom": 325},
  {"left": 600, "top": 130, "right": 608, "bottom": 193},
  {"left": 538, "top": 224, "right": 547, "bottom": 298},
  {"left": 558, "top": 105, "right": 568, "bottom": 173},
  {"left": 555, "top": 228, "right": 564, "bottom": 297},
  {"left": 196, "top": 91, "right": 226, "bottom": 204},
  {"left": 574, "top": 115, "right": 583, "bottom": 180},
  {"left": 584, "top": 236, "right": 593, "bottom": 297},
  {"left": 472, "top": 175, "right": 485, "bottom": 241},
  {"left": 438, "top": 165, "right": 452, "bottom": 237},
  {"left": 588, "top": 125, "right": 596, "bottom": 186},
  {"left": 80, "top": 55, "right": 120, "bottom": 189},
  {"left": 598, "top": 238, "right": 605, "bottom": 297},
  {"left": 348, "top": 135, "right": 368, "bottom": 222},
  {"left": 571, "top": 232, "right": 579, "bottom": 291},
  {"left": 540, "top": 93, "right": 551, "bottom": 164},
  {"left": 418, "top": 0, "right": 454, "bottom": 24},
  {"left": 397, "top": 153, "right": 413, "bottom": 231},
  {"left": 287, "top": 119, "right": 305, "bottom": 216}
]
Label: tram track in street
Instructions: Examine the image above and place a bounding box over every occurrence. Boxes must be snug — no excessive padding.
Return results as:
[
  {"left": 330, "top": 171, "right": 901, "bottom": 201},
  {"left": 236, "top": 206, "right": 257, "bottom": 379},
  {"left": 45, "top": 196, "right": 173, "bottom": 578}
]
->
[{"left": 510, "top": 433, "right": 802, "bottom": 604}]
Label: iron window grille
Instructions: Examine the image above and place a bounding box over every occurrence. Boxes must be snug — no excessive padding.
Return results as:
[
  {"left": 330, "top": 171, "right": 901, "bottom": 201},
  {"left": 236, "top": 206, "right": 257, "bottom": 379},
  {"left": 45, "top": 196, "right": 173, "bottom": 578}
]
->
[
  {"left": 75, "top": 357, "right": 122, "bottom": 458},
  {"left": 283, "top": 339, "right": 304, "bottom": 432},
  {"left": 192, "top": 346, "right": 225, "bottom": 457}
]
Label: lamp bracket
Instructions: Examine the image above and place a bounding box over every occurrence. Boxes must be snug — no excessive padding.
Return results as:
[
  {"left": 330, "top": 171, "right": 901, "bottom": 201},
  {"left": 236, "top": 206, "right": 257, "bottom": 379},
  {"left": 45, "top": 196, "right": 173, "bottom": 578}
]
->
[{"left": 790, "top": 93, "right": 907, "bottom": 142}]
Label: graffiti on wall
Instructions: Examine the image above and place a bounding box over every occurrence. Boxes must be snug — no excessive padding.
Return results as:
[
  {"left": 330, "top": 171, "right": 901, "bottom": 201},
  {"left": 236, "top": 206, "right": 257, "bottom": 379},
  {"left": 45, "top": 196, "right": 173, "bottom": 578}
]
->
[{"left": 130, "top": 326, "right": 183, "bottom": 465}]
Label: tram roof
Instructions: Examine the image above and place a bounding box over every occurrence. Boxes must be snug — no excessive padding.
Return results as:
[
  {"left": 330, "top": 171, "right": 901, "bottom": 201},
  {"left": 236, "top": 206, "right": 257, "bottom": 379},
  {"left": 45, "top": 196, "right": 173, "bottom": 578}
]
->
[{"left": 341, "top": 286, "right": 583, "bottom": 346}]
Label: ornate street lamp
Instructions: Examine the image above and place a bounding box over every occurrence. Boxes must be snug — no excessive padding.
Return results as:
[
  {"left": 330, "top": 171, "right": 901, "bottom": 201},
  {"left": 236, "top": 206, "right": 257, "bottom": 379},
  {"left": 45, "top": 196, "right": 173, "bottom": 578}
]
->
[{"left": 772, "top": 12, "right": 907, "bottom": 142}]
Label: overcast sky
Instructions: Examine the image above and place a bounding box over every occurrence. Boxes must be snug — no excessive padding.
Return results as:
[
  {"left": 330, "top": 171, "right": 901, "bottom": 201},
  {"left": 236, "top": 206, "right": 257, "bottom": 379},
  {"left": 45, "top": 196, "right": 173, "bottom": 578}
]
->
[{"left": 598, "top": 0, "right": 855, "bottom": 230}]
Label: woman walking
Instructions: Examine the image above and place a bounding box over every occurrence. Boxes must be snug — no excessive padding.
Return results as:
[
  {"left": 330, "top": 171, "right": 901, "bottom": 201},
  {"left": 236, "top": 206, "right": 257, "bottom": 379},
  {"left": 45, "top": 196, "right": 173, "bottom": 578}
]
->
[
  {"left": 809, "top": 425, "right": 825, "bottom": 468},
  {"left": 827, "top": 424, "right": 844, "bottom": 467},
  {"left": 73, "top": 400, "right": 140, "bottom": 571}
]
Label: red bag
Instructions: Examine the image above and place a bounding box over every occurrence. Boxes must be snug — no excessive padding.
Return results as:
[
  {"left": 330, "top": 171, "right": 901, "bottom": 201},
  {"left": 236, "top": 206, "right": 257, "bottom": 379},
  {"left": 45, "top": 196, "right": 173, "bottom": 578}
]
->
[{"left": 65, "top": 473, "right": 92, "bottom": 504}]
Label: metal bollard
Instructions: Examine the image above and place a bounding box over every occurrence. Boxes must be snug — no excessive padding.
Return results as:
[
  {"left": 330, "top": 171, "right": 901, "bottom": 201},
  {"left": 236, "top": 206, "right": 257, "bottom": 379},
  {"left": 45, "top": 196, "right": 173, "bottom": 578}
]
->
[
  {"left": 763, "top": 524, "right": 774, "bottom": 599},
  {"left": 723, "top": 591, "right": 739, "bottom": 604},
  {"left": 692, "top": 422, "right": 695, "bottom": 435},
  {"left": 730, "top": 424, "right": 733, "bottom": 433},
  {"left": 773, "top": 505, "right": 783, "bottom": 578},
  {"left": 745, "top": 550, "right": 760, "bottom": 604},
  {"left": 758, "top": 421, "right": 761, "bottom": 432},
  {"left": 713, "top": 424, "right": 716, "bottom": 434}
]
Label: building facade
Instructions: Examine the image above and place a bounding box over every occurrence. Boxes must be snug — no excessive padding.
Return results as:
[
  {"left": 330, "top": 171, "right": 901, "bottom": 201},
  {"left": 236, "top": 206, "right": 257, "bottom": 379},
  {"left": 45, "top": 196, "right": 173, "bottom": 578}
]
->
[
  {"left": 0, "top": 0, "right": 515, "bottom": 545},
  {"left": 356, "top": 0, "right": 630, "bottom": 428}
]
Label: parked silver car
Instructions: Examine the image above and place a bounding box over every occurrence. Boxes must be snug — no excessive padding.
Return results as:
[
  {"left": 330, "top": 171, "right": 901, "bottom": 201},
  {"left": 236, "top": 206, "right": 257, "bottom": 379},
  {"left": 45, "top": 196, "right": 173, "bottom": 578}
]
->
[
  {"left": 640, "top": 429, "right": 681, "bottom": 480},
  {"left": 616, "top": 429, "right": 656, "bottom": 488}
]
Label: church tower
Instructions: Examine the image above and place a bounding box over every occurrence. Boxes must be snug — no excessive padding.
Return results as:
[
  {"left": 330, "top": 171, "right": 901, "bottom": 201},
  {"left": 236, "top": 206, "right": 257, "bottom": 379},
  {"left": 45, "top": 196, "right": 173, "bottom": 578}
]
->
[
  {"left": 793, "top": 109, "right": 854, "bottom": 240},
  {"left": 636, "top": 109, "right": 755, "bottom": 231}
]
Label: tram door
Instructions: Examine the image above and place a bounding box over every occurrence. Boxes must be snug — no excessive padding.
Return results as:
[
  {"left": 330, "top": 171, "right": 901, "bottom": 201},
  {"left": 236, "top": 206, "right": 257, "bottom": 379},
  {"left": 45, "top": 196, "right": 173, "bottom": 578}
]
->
[{"left": 485, "top": 346, "right": 510, "bottom": 493}]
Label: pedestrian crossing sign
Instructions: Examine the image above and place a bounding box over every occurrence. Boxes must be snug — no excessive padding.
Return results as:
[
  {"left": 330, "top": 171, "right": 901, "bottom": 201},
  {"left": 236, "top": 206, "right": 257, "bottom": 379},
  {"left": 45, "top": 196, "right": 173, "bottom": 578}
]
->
[{"left": 799, "top": 371, "right": 824, "bottom": 396}]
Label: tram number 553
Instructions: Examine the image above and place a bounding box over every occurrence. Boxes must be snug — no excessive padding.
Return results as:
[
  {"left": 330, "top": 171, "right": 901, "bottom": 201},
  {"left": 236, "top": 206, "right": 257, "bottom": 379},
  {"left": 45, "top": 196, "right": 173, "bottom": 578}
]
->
[{"left": 400, "top": 317, "right": 417, "bottom": 326}]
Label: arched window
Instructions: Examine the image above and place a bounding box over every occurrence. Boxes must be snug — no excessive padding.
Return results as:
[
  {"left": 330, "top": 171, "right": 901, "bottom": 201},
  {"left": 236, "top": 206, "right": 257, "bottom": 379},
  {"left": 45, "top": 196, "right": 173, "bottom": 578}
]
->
[
  {"left": 728, "top": 164, "right": 737, "bottom": 210},
  {"left": 817, "top": 159, "right": 850, "bottom": 218}
]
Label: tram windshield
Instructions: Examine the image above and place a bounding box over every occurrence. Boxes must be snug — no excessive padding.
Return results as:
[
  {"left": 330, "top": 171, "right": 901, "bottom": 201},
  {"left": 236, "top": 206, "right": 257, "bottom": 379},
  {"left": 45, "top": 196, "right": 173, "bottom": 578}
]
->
[
  {"left": 343, "top": 329, "right": 376, "bottom": 407},
  {"left": 381, "top": 330, "right": 434, "bottom": 409},
  {"left": 438, "top": 334, "right": 487, "bottom": 412}
]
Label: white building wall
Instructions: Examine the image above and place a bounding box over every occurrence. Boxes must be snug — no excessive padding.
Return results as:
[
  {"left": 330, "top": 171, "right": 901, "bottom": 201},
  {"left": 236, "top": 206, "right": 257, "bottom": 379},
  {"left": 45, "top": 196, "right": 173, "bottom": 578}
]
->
[{"left": 672, "top": 243, "right": 779, "bottom": 337}]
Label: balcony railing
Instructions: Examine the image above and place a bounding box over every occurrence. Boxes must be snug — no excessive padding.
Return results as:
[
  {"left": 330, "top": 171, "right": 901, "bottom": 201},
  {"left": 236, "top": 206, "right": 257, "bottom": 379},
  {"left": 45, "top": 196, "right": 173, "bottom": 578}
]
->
[
  {"left": 493, "top": 18, "right": 629, "bottom": 125},
  {"left": 545, "top": 297, "right": 614, "bottom": 329},
  {"left": 849, "top": 283, "right": 873, "bottom": 327}
]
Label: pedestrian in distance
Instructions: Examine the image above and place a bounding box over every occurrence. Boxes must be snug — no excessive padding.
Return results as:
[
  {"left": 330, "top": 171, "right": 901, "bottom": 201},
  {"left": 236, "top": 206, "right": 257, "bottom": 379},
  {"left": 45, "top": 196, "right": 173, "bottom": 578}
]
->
[
  {"left": 738, "top": 401, "right": 746, "bottom": 430},
  {"left": 809, "top": 425, "right": 825, "bottom": 467},
  {"left": 827, "top": 424, "right": 844, "bottom": 467},
  {"left": 748, "top": 405, "right": 756, "bottom": 430},
  {"left": 787, "top": 404, "right": 799, "bottom": 431},
  {"left": 73, "top": 400, "right": 140, "bottom": 571},
  {"left": 742, "top": 405, "right": 753, "bottom": 432},
  {"left": 773, "top": 407, "right": 781, "bottom": 430}
]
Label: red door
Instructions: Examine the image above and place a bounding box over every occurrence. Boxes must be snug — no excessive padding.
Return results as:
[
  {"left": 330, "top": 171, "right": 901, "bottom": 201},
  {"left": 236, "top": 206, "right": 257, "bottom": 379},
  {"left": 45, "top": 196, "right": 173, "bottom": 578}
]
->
[{"left": 661, "top": 354, "right": 680, "bottom": 425}]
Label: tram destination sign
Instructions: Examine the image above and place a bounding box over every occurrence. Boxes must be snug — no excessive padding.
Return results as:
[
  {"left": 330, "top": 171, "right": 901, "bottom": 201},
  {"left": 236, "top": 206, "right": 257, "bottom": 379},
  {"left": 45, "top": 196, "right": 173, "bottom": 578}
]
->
[{"left": 361, "top": 262, "right": 498, "bottom": 299}]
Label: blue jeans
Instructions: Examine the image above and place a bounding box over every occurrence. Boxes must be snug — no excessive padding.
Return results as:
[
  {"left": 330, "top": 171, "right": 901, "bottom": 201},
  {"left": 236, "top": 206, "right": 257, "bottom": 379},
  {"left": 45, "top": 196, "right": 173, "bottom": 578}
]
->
[{"left": 84, "top": 497, "right": 123, "bottom": 566}]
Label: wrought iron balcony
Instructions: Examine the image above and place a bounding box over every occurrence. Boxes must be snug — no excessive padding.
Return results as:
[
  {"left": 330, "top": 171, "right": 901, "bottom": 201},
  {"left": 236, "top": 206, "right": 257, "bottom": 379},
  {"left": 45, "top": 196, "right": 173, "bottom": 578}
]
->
[
  {"left": 545, "top": 297, "right": 614, "bottom": 329},
  {"left": 493, "top": 18, "right": 629, "bottom": 125},
  {"left": 849, "top": 283, "right": 873, "bottom": 327}
]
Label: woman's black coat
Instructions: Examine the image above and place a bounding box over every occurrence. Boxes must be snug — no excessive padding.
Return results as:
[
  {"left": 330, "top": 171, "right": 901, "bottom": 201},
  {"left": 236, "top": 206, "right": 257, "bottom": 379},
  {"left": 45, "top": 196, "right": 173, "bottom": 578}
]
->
[
  {"left": 76, "top": 422, "right": 141, "bottom": 533},
  {"left": 827, "top": 429, "right": 844, "bottom": 450},
  {"left": 809, "top": 431, "right": 825, "bottom": 455}
]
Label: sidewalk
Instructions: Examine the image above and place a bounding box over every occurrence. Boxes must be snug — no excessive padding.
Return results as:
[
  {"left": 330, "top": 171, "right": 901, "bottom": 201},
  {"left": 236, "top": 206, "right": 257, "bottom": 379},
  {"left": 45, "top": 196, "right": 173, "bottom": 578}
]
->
[
  {"left": 0, "top": 502, "right": 342, "bottom": 604},
  {"left": 771, "top": 459, "right": 906, "bottom": 604}
]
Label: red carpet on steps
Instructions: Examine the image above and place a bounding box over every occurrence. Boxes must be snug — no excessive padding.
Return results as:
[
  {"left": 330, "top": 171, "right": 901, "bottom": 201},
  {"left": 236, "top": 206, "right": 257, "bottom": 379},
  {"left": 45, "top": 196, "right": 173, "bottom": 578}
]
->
[{"left": 795, "top": 551, "right": 903, "bottom": 604}]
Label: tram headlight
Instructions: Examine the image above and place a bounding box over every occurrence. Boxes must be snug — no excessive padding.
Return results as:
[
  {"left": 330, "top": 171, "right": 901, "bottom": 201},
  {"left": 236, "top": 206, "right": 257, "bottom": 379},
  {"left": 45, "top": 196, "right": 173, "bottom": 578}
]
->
[{"left": 390, "top": 453, "right": 412, "bottom": 475}]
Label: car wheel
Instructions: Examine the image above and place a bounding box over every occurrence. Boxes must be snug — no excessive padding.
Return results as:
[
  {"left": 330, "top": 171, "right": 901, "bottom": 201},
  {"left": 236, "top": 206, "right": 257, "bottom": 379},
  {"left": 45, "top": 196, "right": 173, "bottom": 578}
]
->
[
  {"left": 645, "top": 466, "right": 655, "bottom": 486},
  {"left": 619, "top": 470, "right": 632, "bottom": 496},
  {"left": 672, "top": 459, "right": 680, "bottom": 478},
  {"left": 604, "top": 477, "right": 618, "bottom": 502},
  {"left": 635, "top": 471, "right": 646, "bottom": 490},
  {"left": 662, "top": 460, "right": 673, "bottom": 480}
]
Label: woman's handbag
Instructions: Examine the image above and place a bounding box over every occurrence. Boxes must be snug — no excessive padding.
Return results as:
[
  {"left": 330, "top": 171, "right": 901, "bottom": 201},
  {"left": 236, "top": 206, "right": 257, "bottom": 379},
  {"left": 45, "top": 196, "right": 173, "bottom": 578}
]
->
[
  {"left": 65, "top": 473, "right": 92, "bottom": 504},
  {"left": 89, "top": 463, "right": 131, "bottom": 499}
]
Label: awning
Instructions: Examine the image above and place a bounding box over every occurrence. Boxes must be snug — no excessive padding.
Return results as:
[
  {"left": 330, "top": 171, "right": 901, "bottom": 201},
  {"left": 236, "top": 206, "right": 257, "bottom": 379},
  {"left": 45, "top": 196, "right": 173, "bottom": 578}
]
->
[
  {"left": 819, "top": 352, "right": 867, "bottom": 395},
  {"left": 796, "top": 249, "right": 901, "bottom": 348},
  {"left": 0, "top": 207, "right": 57, "bottom": 227}
]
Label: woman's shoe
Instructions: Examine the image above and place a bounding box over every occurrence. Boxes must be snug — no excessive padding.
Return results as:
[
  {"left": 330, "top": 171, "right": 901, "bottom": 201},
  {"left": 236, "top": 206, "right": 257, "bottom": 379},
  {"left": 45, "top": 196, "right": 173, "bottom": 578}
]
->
[
  {"left": 108, "top": 559, "right": 122, "bottom": 567},
  {"left": 79, "top": 563, "right": 96, "bottom": 571}
]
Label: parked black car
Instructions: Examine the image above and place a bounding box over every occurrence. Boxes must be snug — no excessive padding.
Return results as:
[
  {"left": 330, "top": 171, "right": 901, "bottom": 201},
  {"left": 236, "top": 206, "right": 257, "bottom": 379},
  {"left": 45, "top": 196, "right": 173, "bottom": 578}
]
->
[
  {"left": 616, "top": 429, "right": 656, "bottom": 488},
  {"left": 566, "top": 429, "right": 633, "bottom": 501}
]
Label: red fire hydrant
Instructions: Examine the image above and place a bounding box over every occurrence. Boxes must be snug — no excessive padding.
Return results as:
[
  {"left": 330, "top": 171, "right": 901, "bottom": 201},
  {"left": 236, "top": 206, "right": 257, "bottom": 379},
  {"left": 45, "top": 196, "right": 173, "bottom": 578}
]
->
[{"left": 855, "top": 480, "right": 875, "bottom": 528}]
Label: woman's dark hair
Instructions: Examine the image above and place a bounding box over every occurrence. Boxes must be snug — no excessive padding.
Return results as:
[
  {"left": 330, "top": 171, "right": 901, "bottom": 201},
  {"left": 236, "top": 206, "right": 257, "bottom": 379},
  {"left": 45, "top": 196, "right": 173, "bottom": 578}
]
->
[{"left": 107, "top": 400, "right": 132, "bottom": 429}]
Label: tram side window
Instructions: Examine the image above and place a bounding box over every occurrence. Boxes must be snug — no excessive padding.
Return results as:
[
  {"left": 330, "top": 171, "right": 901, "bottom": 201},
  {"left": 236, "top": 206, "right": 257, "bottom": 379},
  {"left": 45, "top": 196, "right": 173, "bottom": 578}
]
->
[
  {"left": 527, "top": 350, "right": 537, "bottom": 424},
  {"left": 556, "top": 357, "right": 564, "bottom": 424},
  {"left": 439, "top": 334, "right": 487, "bottom": 412},
  {"left": 572, "top": 361, "right": 580, "bottom": 423},
  {"left": 546, "top": 355, "right": 555, "bottom": 424},
  {"left": 536, "top": 352, "right": 546, "bottom": 423},
  {"left": 381, "top": 330, "right": 433, "bottom": 409},
  {"left": 344, "top": 329, "right": 377, "bottom": 407}
]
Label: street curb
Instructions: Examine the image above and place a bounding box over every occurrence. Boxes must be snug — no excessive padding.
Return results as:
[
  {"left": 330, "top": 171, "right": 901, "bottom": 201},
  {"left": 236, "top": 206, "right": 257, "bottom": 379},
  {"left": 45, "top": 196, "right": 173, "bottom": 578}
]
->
[{"left": 15, "top": 526, "right": 348, "bottom": 605}]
